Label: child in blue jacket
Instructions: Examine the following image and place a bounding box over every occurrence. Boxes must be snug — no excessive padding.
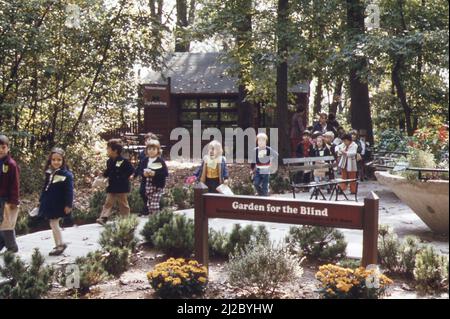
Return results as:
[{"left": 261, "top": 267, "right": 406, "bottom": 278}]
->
[{"left": 38, "top": 148, "right": 74, "bottom": 256}]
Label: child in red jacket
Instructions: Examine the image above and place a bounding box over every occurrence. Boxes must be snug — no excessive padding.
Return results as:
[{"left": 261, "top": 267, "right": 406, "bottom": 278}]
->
[{"left": 0, "top": 135, "right": 20, "bottom": 252}]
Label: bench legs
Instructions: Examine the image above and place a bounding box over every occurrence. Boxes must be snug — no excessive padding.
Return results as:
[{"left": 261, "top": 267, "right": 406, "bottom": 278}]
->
[
  {"left": 310, "top": 186, "right": 326, "bottom": 201},
  {"left": 329, "top": 182, "right": 359, "bottom": 202},
  {"left": 329, "top": 184, "right": 348, "bottom": 201}
]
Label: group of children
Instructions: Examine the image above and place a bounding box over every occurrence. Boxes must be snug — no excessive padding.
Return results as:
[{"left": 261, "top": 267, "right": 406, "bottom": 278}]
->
[
  {"left": 1, "top": 136, "right": 77, "bottom": 256},
  {"left": 295, "top": 125, "right": 370, "bottom": 194},
  {"left": 0, "top": 131, "right": 279, "bottom": 256},
  {"left": 0, "top": 125, "right": 368, "bottom": 256},
  {"left": 96, "top": 135, "right": 169, "bottom": 226},
  {"left": 0, "top": 133, "right": 169, "bottom": 256}
]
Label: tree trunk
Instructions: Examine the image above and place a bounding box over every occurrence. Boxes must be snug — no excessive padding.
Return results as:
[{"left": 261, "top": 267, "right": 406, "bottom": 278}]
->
[
  {"left": 392, "top": 57, "right": 415, "bottom": 136},
  {"left": 276, "top": 0, "right": 290, "bottom": 157},
  {"left": 313, "top": 72, "right": 323, "bottom": 115},
  {"left": 149, "top": 0, "right": 164, "bottom": 51},
  {"left": 346, "top": 0, "right": 374, "bottom": 144},
  {"left": 390, "top": 0, "right": 417, "bottom": 136},
  {"left": 236, "top": 1, "right": 253, "bottom": 131},
  {"left": 175, "top": 0, "right": 192, "bottom": 52},
  {"left": 329, "top": 80, "right": 343, "bottom": 115}
]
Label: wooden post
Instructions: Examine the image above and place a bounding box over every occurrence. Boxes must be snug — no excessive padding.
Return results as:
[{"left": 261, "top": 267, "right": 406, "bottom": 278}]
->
[
  {"left": 194, "top": 182, "right": 209, "bottom": 267},
  {"left": 362, "top": 192, "right": 379, "bottom": 267}
]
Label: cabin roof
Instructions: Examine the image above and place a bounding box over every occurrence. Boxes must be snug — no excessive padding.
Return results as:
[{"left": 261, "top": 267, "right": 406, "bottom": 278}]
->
[{"left": 142, "top": 52, "right": 309, "bottom": 95}]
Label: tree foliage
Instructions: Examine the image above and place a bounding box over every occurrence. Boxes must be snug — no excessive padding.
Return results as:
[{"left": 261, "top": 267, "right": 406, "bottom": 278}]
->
[{"left": 0, "top": 0, "right": 167, "bottom": 151}]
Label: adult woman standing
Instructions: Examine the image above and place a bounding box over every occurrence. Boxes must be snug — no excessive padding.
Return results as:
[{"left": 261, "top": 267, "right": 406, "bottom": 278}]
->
[{"left": 290, "top": 107, "right": 307, "bottom": 157}]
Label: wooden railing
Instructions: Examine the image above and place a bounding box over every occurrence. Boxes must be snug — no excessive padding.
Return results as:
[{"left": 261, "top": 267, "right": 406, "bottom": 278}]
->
[{"left": 99, "top": 121, "right": 141, "bottom": 141}]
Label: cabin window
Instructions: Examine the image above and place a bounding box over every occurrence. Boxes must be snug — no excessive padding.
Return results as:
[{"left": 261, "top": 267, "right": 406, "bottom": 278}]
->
[{"left": 178, "top": 97, "right": 238, "bottom": 130}]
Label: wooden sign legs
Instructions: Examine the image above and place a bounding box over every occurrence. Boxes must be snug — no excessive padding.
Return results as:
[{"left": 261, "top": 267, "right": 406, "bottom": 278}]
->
[
  {"left": 194, "top": 183, "right": 209, "bottom": 266},
  {"left": 362, "top": 192, "right": 379, "bottom": 266}
]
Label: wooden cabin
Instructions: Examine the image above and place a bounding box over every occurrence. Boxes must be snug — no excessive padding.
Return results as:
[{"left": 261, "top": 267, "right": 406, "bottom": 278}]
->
[{"left": 101, "top": 52, "right": 309, "bottom": 155}]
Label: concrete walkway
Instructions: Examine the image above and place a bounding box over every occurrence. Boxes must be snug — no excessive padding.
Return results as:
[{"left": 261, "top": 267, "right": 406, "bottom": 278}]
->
[{"left": 1, "top": 181, "right": 448, "bottom": 270}]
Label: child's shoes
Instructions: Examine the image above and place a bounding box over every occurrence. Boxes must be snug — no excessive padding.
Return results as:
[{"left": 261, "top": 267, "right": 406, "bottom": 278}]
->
[{"left": 49, "top": 244, "right": 67, "bottom": 256}]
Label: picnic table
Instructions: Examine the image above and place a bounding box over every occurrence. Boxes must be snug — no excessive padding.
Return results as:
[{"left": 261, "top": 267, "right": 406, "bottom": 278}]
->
[{"left": 283, "top": 156, "right": 359, "bottom": 201}]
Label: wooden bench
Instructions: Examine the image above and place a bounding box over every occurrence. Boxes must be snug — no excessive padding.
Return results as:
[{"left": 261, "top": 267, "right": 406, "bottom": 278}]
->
[{"left": 283, "top": 156, "right": 336, "bottom": 199}]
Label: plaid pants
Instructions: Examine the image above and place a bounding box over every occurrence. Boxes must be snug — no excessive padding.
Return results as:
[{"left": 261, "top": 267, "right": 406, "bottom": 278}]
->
[{"left": 145, "top": 182, "right": 164, "bottom": 214}]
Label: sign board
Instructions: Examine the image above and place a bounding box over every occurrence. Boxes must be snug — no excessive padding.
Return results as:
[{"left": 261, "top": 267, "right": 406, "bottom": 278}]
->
[
  {"left": 204, "top": 194, "right": 364, "bottom": 229},
  {"left": 194, "top": 183, "right": 379, "bottom": 269},
  {"left": 142, "top": 84, "right": 170, "bottom": 108}
]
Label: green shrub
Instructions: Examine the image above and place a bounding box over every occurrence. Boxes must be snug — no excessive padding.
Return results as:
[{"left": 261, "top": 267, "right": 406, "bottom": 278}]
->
[
  {"left": 186, "top": 186, "right": 195, "bottom": 208},
  {"left": 152, "top": 214, "right": 195, "bottom": 257},
  {"left": 399, "top": 236, "right": 422, "bottom": 277},
  {"left": 226, "top": 242, "right": 304, "bottom": 298},
  {"left": 141, "top": 209, "right": 175, "bottom": 246},
  {"left": 231, "top": 180, "right": 255, "bottom": 195},
  {"left": 208, "top": 229, "right": 230, "bottom": 258},
  {"left": 89, "top": 190, "right": 108, "bottom": 218},
  {"left": 378, "top": 225, "right": 401, "bottom": 272},
  {"left": 17, "top": 156, "right": 46, "bottom": 196},
  {"left": 337, "top": 258, "right": 361, "bottom": 269},
  {"left": 71, "top": 255, "right": 109, "bottom": 293},
  {"left": 64, "top": 138, "right": 106, "bottom": 188},
  {"left": 228, "top": 224, "right": 269, "bottom": 253},
  {"left": 143, "top": 215, "right": 271, "bottom": 260},
  {"left": 71, "top": 207, "right": 98, "bottom": 225},
  {"left": 102, "top": 247, "right": 130, "bottom": 277},
  {"left": 270, "top": 173, "right": 291, "bottom": 194},
  {"left": 128, "top": 188, "right": 145, "bottom": 215},
  {"left": 401, "top": 149, "right": 437, "bottom": 180},
  {"left": 72, "top": 190, "right": 109, "bottom": 225},
  {"left": 0, "top": 249, "right": 53, "bottom": 299},
  {"left": 378, "top": 225, "right": 422, "bottom": 277},
  {"left": 160, "top": 192, "right": 174, "bottom": 209},
  {"left": 171, "top": 186, "right": 190, "bottom": 209},
  {"left": 414, "top": 246, "right": 449, "bottom": 295},
  {"left": 98, "top": 215, "right": 139, "bottom": 252},
  {"left": 285, "top": 226, "right": 347, "bottom": 262},
  {"left": 209, "top": 224, "right": 270, "bottom": 259},
  {"left": 376, "top": 129, "right": 409, "bottom": 152},
  {"left": 82, "top": 248, "right": 131, "bottom": 278},
  {"left": 15, "top": 210, "right": 30, "bottom": 236},
  {"left": 59, "top": 218, "right": 136, "bottom": 294}
]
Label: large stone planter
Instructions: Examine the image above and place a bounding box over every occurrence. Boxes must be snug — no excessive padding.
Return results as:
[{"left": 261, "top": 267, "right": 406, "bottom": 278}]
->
[{"left": 375, "top": 171, "right": 449, "bottom": 234}]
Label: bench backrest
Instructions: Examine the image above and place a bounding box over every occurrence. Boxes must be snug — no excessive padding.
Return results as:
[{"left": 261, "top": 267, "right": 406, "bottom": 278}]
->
[
  {"left": 283, "top": 156, "right": 336, "bottom": 175},
  {"left": 283, "top": 156, "right": 335, "bottom": 165}
]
